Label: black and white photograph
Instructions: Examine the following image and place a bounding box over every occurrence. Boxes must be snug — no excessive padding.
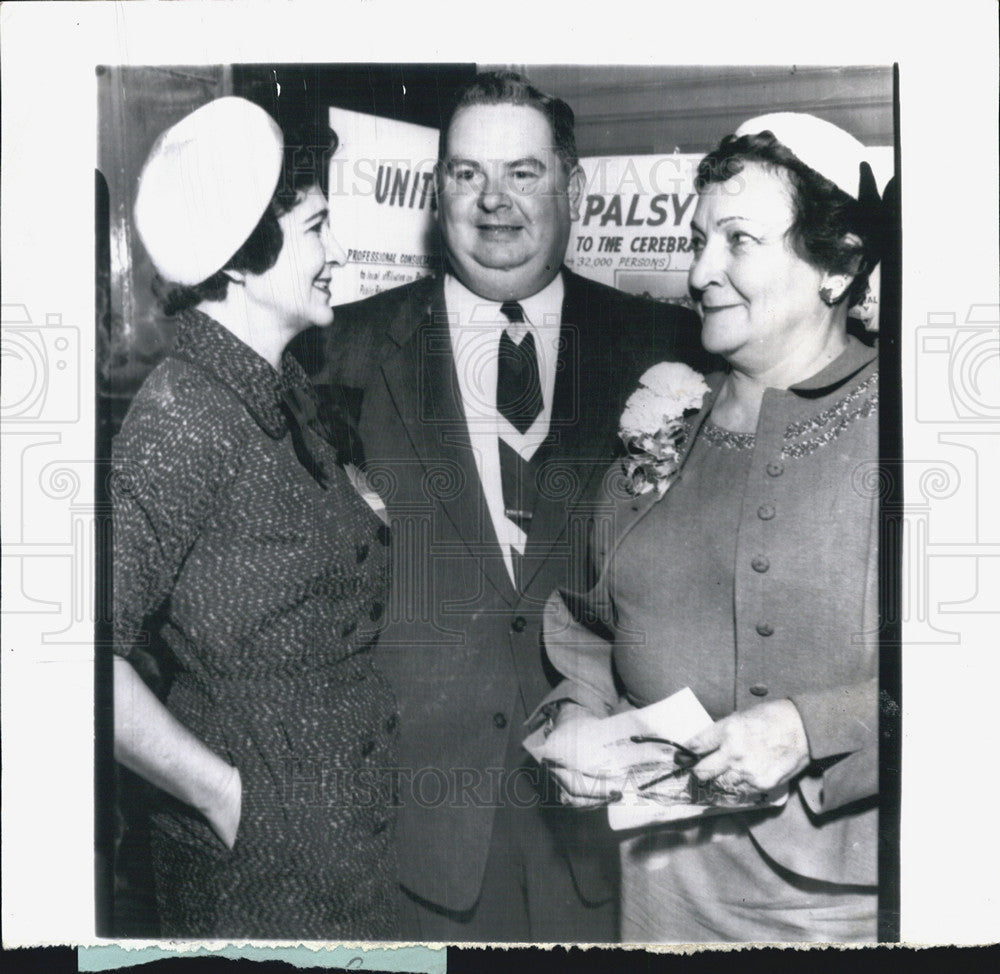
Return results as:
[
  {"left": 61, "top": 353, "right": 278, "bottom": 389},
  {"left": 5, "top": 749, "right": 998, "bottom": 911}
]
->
[
  {"left": 2, "top": 1, "right": 998, "bottom": 965},
  {"left": 96, "top": 60, "right": 896, "bottom": 945}
]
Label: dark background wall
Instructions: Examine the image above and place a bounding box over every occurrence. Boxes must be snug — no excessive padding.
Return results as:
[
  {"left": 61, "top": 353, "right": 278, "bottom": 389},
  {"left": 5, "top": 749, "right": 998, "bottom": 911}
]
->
[{"left": 505, "top": 64, "right": 893, "bottom": 154}]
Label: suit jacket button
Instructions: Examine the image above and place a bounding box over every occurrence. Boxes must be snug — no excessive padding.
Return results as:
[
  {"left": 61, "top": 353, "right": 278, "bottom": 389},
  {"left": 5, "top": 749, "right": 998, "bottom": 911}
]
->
[
  {"left": 757, "top": 504, "right": 775, "bottom": 520},
  {"left": 493, "top": 712, "right": 508, "bottom": 729},
  {"left": 361, "top": 739, "right": 376, "bottom": 757},
  {"left": 749, "top": 684, "right": 769, "bottom": 697},
  {"left": 751, "top": 556, "right": 770, "bottom": 573},
  {"left": 766, "top": 461, "right": 784, "bottom": 477},
  {"left": 756, "top": 621, "right": 775, "bottom": 637},
  {"left": 511, "top": 616, "right": 527, "bottom": 633}
]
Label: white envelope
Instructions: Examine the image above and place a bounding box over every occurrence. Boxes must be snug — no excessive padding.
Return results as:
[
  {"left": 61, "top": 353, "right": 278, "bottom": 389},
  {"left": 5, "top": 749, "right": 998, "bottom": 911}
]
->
[{"left": 524, "top": 687, "right": 789, "bottom": 831}]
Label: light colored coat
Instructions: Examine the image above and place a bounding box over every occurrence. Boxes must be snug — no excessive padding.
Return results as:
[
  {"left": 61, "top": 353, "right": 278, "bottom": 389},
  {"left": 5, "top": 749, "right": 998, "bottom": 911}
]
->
[{"left": 538, "top": 337, "right": 880, "bottom": 887}]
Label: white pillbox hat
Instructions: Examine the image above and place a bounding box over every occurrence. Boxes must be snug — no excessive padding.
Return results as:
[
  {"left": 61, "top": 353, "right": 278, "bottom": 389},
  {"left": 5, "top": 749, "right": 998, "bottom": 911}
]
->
[
  {"left": 734, "top": 112, "right": 870, "bottom": 201},
  {"left": 134, "top": 96, "right": 283, "bottom": 286}
]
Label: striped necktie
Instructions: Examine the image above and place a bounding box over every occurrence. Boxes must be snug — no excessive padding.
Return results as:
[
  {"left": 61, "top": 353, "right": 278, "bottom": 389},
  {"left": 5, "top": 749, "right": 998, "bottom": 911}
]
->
[{"left": 496, "top": 301, "right": 542, "bottom": 435}]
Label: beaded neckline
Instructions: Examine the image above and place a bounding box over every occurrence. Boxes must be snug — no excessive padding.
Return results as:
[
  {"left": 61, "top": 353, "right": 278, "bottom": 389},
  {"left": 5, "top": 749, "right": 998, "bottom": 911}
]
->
[{"left": 700, "top": 419, "right": 756, "bottom": 451}]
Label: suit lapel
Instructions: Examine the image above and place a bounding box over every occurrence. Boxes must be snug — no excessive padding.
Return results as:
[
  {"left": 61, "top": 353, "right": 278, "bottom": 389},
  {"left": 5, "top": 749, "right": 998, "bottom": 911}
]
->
[
  {"left": 521, "top": 273, "right": 622, "bottom": 594},
  {"left": 378, "top": 279, "right": 517, "bottom": 605}
]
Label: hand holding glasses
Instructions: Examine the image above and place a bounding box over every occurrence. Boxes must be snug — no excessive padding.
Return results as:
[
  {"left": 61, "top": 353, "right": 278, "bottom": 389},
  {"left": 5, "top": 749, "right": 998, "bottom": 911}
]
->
[{"left": 629, "top": 735, "right": 702, "bottom": 792}]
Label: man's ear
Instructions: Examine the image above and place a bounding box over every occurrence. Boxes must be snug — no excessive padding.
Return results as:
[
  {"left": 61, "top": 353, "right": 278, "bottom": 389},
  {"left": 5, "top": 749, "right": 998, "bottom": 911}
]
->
[{"left": 567, "top": 164, "right": 586, "bottom": 221}]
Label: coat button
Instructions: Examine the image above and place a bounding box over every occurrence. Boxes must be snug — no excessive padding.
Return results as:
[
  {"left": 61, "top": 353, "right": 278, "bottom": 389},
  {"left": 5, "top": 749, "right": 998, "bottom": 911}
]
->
[
  {"left": 749, "top": 684, "right": 769, "bottom": 697},
  {"left": 511, "top": 616, "right": 527, "bottom": 633},
  {"left": 356, "top": 542, "right": 369, "bottom": 563},
  {"left": 361, "top": 739, "right": 376, "bottom": 757},
  {"left": 370, "top": 601, "right": 384, "bottom": 621},
  {"left": 493, "top": 712, "right": 508, "bottom": 729},
  {"left": 341, "top": 619, "right": 357, "bottom": 638},
  {"left": 756, "top": 621, "right": 775, "bottom": 637},
  {"left": 377, "top": 523, "right": 391, "bottom": 546},
  {"left": 757, "top": 504, "right": 775, "bottom": 520},
  {"left": 751, "top": 556, "right": 770, "bottom": 573},
  {"left": 373, "top": 819, "right": 389, "bottom": 835},
  {"left": 766, "top": 461, "right": 784, "bottom": 477}
]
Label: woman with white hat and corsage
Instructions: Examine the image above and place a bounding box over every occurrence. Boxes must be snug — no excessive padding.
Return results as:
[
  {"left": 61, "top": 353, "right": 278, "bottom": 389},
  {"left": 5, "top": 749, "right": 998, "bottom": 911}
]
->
[
  {"left": 535, "top": 113, "right": 888, "bottom": 943},
  {"left": 112, "top": 97, "right": 399, "bottom": 939}
]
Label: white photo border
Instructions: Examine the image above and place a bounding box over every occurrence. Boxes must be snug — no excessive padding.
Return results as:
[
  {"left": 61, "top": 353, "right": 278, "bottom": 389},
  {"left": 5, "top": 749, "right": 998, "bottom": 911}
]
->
[{"left": 2, "top": 0, "right": 998, "bottom": 953}]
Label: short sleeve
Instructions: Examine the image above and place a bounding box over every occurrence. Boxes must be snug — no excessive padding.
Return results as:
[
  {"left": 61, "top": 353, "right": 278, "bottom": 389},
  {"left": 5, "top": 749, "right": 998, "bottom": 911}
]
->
[{"left": 112, "top": 365, "right": 247, "bottom": 662}]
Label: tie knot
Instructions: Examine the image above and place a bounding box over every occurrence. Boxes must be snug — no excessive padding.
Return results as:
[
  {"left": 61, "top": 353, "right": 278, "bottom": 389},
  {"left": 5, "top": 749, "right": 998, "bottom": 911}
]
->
[{"left": 499, "top": 301, "right": 525, "bottom": 324}]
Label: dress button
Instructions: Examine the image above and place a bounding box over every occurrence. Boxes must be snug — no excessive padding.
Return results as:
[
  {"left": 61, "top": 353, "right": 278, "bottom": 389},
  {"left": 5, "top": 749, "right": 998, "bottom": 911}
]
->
[
  {"left": 377, "top": 523, "right": 391, "bottom": 546},
  {"left": 341, "top": 619, "right": 357, "bottom": 638},
  {"left": 511, "top": 615, "right": 527, "bottom": 633},
  {"left": 756, "top": 621, "right": 775, "bottom": 637},
  {"left": 493, "top": 712, "right": 508, "bottom": 729},
  {"left": 757, "top": 504, "right": 775, "bottom": 520},
  {"left": 370, "top": 601, "right": 384, "bottom": 621},
  {"left": 356, "top": 542, "right": 369, "bottom": 563},
  {"left": 385, "top": 712, "right": 399, "bottom": 735},
  {"left": 361, "top": 739, "right": 376, "bottom": 757},
  {"left": 749, "top": 684, "right": 769, "bottom": 697},
  {"left": 766, "top": 461, "right": 784, "bottom": 477},
  {"left": 751, "top": 556, "right": 770, "bottom": 573}
]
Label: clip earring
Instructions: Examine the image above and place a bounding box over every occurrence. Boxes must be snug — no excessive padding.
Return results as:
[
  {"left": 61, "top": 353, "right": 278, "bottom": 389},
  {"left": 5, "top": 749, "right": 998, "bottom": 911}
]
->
[{"left": 819, "top": 285, "right": 840, "bottom": 306}]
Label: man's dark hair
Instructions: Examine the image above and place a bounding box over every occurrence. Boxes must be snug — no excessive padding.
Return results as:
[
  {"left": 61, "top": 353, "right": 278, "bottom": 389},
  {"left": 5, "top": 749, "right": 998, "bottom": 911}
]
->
[
  {"left": 152, "top": 117, "right": 339, "bottom": 316},
  {"left": 695, "top": 130, "right": 881, "bottom": 306},
  {"left": 438, "top": 70, "right": 579, "bottom": 172}
]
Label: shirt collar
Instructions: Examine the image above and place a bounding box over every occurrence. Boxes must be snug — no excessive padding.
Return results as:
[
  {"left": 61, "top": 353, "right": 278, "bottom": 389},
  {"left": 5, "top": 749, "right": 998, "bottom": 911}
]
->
[
  {"left": 443, "top": 271, "right": 565, "bottom": 331},
  {"left": 172, "top": 308, "right": 316, "bottom": 439}
]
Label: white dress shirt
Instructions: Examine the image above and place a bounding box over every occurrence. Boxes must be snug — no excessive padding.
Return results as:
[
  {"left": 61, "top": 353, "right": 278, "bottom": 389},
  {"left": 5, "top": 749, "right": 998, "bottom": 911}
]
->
[{"left": 444, "top": 272, "right": 564, "bottom": 585}]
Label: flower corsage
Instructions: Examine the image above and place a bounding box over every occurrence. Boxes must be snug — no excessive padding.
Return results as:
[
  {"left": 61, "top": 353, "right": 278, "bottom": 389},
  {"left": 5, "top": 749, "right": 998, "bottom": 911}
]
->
[{"left": 619, "top": 362, "right": 710, "bottom": 496}]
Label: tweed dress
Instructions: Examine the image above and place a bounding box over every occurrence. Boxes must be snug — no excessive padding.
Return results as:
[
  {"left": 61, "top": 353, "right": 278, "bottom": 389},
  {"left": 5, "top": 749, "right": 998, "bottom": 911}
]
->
[{"left": 113, "top": 310, "right": 399, "bottom": 940}]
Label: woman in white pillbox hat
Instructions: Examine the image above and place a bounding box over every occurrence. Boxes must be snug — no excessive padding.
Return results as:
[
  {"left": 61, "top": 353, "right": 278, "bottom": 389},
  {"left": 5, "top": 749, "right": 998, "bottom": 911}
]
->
[
  {"left": 538, "top": 113, "right": 887, "bottom": 943},
  {"left": 113, "top": 96, "right": 399, "bottom": 939}
]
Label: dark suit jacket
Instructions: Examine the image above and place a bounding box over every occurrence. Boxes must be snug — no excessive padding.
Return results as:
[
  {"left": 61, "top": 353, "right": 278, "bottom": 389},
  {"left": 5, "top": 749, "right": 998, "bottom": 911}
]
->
[{"left": 292, "top": 269, "right": 716, "bottom": 911}]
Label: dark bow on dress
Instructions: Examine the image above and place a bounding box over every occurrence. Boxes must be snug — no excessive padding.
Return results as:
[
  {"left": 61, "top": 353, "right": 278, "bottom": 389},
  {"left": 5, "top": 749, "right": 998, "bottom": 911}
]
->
[{"left": 280, "top": 384, "right": 364, "bottom": 488}]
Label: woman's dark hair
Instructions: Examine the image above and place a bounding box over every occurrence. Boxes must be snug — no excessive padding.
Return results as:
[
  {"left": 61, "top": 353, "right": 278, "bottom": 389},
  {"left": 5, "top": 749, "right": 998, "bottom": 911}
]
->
[
  {"left": 438, "top": 70, "right": 579, "bottom": 172},
  {"left": 153, "top": 117, "right": 339, "bottom": 316},
  {"left": 695, "top": 130, "right": 880, "bottom": 306}
]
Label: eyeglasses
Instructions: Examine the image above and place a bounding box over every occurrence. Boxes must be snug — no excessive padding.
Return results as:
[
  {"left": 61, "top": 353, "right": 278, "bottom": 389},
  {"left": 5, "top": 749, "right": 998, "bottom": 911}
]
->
[{"left": 629, "top": 735, "right": 701, "bottom": 793}]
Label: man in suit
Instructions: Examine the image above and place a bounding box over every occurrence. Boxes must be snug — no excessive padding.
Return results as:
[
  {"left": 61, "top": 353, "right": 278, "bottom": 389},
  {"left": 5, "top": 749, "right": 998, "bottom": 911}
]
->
[{"left": 294, "top": 71, "right": 714, "bottom": 941}]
